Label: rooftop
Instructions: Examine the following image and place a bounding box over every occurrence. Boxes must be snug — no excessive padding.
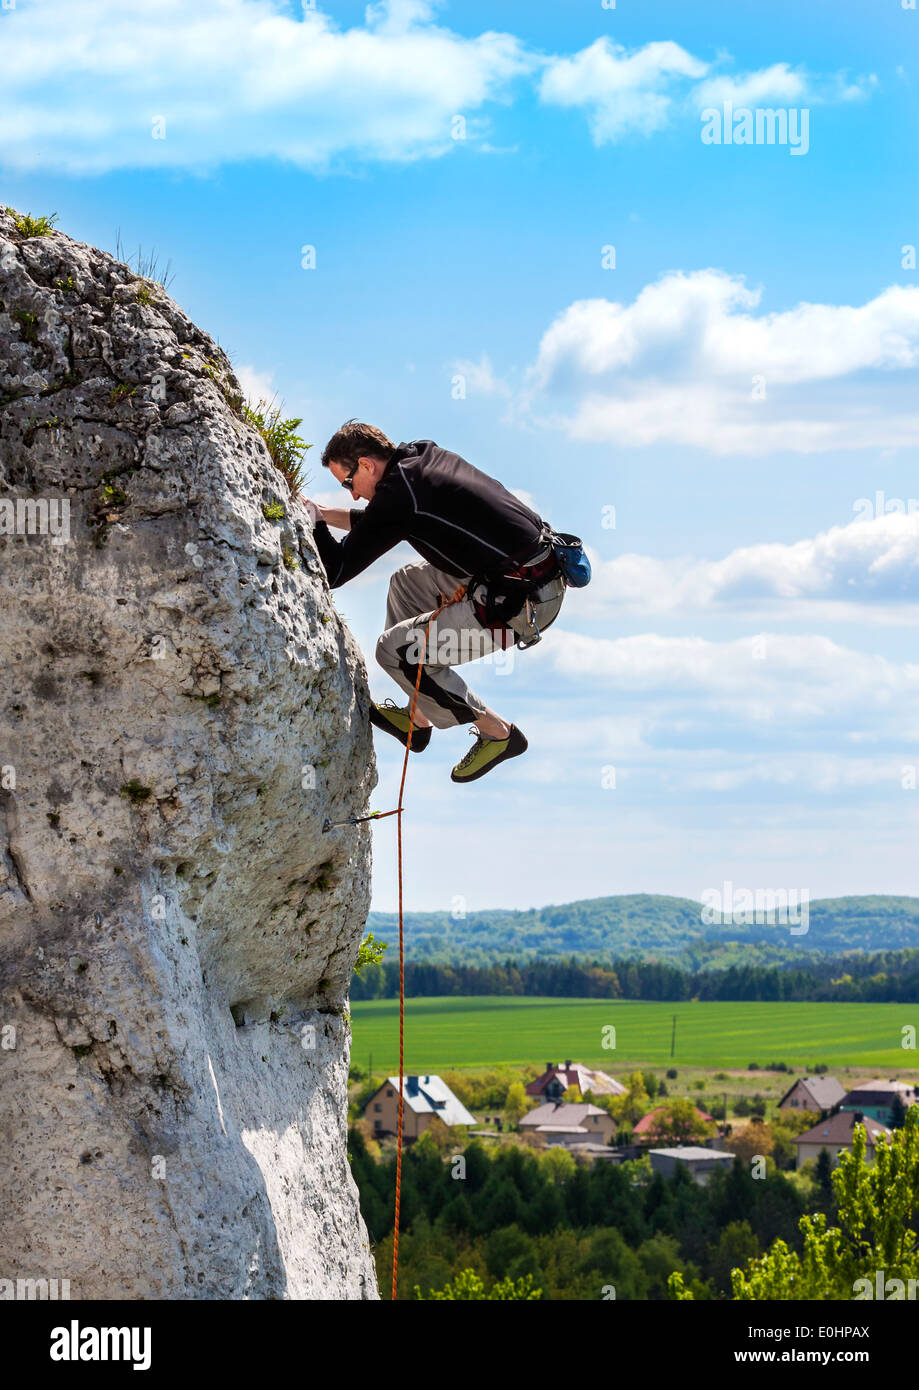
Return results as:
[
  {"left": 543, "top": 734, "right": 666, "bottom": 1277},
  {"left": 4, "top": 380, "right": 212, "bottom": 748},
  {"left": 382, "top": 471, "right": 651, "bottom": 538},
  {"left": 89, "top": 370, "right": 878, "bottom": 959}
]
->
[{"left": 377, "top": 1075, "right": 477, "bottom": 1127}]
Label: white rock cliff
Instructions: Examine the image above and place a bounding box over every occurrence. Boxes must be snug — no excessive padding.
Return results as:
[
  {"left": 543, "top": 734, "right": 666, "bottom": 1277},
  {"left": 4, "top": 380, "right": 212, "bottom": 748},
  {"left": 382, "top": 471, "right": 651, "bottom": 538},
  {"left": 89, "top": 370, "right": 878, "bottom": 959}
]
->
[{"left": 0, "top": 208, "right": 380, "bottom": 1299}]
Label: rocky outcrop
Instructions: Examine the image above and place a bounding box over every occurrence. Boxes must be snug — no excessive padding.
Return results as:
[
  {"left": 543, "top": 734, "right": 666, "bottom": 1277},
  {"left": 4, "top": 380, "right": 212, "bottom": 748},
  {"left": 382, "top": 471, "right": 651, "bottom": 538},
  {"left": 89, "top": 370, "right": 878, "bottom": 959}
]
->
[{"left": 0, "top": 208, "right": 379, "bottom": 1298}]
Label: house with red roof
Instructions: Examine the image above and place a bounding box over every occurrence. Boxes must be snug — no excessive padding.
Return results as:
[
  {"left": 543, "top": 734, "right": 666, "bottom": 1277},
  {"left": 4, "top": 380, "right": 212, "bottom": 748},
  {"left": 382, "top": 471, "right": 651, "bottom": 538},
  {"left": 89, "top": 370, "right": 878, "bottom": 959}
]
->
[{"left": 525, "top": 1060, "right": 627, "bottom": 1101}]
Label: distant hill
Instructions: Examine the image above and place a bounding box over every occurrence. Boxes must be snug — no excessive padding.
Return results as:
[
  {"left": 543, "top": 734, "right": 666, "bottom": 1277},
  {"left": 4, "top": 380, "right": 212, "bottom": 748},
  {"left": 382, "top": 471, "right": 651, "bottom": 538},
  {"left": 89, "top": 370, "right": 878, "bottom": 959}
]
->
[{"left": 366, "top": 893, "right": 919, "bottom": 967}]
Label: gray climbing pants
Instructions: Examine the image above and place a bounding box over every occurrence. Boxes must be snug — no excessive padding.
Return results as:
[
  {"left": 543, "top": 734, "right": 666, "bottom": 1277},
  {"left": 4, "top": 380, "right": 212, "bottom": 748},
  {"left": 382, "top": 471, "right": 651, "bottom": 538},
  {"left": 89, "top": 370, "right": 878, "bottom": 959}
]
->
[{"left": 375, "top": 558, "right": 564, "bottom": 730}]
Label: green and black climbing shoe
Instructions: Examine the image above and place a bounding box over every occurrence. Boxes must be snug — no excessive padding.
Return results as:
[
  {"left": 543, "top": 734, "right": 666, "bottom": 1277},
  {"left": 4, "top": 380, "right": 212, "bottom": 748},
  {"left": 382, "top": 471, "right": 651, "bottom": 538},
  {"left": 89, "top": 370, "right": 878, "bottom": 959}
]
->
[
  {"left": 451, "top": 724, "right": 527, "bottom": 783},
  {"left": 369, "top": 699, "right": 432, "bottom": 752}
]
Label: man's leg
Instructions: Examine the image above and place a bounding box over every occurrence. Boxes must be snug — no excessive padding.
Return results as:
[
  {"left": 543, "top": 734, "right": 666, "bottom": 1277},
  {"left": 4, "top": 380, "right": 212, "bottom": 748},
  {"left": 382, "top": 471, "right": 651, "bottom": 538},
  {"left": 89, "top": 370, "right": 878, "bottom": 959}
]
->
[{"left": 376, "top": 562, "right": 510, "bottom": 732}]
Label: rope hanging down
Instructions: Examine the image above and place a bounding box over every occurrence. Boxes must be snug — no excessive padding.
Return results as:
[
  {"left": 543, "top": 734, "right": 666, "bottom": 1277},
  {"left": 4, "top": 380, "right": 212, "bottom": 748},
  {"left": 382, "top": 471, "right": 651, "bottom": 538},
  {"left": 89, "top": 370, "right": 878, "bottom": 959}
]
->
[
  {"left": 325, "top": 581, "right": 467, "bottom": 1301},
  {"left": 390, "top": 581, "right": 466, "bottom": 1301}
]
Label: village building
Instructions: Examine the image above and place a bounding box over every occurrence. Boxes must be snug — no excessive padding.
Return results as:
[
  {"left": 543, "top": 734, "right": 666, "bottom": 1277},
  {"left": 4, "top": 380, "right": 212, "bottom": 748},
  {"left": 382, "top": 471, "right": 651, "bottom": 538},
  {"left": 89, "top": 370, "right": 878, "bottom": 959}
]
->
[
  {"left": 362, "top": 1075, "right": 476, "bottom": 1141},
  {"left": 518, "top": 1101, "right": 616, "bottom": 1147},
  {"left": 525, "top": 1060, "right": 627, "bottom": 1101},
  {"left": 777, "top": 1075, "right": 846, "bottom": 1113},
  {"left": 648, "top": 1147, "right": 735, "bottom": 1185},
  {"left": 792, "top": 1110, "right": 892, "bottom": 1168},
  {"left": 838, "top": 1079, "right": 919, "bottom": 1124}
]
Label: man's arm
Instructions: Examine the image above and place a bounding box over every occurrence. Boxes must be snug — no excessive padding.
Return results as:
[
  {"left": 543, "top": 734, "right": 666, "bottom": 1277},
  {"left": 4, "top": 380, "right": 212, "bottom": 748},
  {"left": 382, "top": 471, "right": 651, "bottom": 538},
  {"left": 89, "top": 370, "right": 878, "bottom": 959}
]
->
[
  {"left": 310, "top": 494, "right": 409, "bottom": 588},
  {"left": 316, "top": 506, "right": 352, "bottom": 531}
]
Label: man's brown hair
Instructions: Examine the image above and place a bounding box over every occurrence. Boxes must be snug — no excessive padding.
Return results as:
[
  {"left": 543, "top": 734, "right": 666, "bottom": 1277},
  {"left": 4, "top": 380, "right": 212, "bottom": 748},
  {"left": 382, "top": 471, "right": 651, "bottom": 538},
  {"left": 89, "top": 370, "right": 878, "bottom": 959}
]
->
[{"left": 321, "top": 420, "right": 394, "bottom": 471}]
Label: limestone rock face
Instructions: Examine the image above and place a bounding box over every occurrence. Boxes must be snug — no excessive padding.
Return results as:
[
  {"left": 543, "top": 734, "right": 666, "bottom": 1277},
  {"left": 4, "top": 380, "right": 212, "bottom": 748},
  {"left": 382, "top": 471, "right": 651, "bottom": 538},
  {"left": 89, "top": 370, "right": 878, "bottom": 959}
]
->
[{"left": 0, "top": 208, "right": 379, "bottom": 1299}]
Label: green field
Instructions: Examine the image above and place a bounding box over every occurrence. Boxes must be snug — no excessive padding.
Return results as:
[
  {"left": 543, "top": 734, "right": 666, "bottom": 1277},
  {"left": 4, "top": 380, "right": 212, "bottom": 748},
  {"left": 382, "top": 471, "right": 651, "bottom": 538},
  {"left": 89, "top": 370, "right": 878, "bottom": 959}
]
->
[{"left": 350, "top": 996, "right": 918, "bottom": 1072}]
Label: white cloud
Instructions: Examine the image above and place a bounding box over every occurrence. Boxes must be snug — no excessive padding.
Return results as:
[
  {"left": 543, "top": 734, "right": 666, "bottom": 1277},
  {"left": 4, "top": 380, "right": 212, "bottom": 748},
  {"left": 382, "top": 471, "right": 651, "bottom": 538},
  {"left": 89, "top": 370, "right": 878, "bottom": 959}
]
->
[
  {"left": 521, "top": 270, "right": 919, "bottom": 454},
  {"left": 451, "top": 353, "right": 511, "bottom": 398},
  {"left": 694, "top": 63, "right": 875, "bottom": 110},
  {"left": 0, "top": 0, "right": 532, "bottom": 173},
  {"left": 233, "top": 363, "right": 276, "bottom": 405},
  {"left": 539, "top": 628, "right": 919, "bottom": 733},
  {"left": 539, "top": 37, "right": 707, "bottom": 142},
  {"left": 539, "top": 42, "right": 875, "bottom": 146},
  {"left": 694, "top": 62, "right": 807, "bottom": 109},
  {"left": 0, "top": 8, "right": 876, "bottom": 173},
  {"left": 582, "top": 512, "right": 919, "bottom": 621}
]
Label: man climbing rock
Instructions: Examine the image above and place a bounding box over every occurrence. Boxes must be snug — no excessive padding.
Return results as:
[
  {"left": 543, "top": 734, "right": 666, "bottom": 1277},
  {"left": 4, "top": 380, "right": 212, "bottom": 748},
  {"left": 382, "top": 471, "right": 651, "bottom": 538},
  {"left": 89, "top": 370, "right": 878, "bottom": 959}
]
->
[{"left": 305, "top": 421, "right": 569, "bottom": 783}]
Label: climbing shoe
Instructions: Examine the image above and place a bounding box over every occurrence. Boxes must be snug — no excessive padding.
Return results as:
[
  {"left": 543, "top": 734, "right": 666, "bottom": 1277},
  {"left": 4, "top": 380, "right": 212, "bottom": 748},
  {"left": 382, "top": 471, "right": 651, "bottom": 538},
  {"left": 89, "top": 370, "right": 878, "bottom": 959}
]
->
[
  {"left": 450, "top": 724, "right": 527, "bottom": 783},
  {"left": 369, "top": 699, "right": 432, "bottom": 752}
]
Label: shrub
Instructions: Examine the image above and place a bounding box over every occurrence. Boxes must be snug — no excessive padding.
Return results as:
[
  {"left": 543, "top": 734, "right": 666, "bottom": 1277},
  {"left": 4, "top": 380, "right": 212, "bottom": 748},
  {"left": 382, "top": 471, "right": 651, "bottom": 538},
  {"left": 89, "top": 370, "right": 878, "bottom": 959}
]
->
[
  {"left": 242, "top": 398, "right": 310, "bottom": 495},
  {"left": 13, "top": 211, "right": 58, "bottom": 238}
]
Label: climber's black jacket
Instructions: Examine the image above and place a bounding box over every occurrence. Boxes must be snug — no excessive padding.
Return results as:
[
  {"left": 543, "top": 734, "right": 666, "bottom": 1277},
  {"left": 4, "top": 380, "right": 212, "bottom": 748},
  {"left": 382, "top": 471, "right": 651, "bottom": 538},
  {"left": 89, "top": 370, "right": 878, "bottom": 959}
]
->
[{"left": 312, "top": 439, "right": 545, "bottom": 589}]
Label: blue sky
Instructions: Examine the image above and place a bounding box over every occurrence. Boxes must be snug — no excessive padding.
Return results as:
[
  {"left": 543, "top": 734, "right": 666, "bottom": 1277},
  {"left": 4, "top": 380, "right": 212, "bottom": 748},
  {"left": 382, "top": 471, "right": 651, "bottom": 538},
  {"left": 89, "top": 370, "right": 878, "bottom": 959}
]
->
[{"left": 3, "top": 0, "right": 919, "bottom": 911}]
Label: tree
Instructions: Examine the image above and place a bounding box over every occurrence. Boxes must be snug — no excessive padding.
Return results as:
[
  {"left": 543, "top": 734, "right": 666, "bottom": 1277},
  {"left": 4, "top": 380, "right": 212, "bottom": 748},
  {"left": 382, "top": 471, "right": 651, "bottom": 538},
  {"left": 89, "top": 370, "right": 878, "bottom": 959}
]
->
[
  {"left": 769, "top": 1123, "right": 797, "bottom": 1171},
  {"left": 646, "top": 1098, "right": 716, "bottom": 1145},
  {"left": 724, "top": 1119, "right": 775, "bottom": 1166},
  {"left": 414, "top": 1268, "right": 541, "bottom": 1300},
  {"left": 890, "top": 1094, "right": 908, "bottom": 1130},
  {"left": 504, "top": 1080, "right": 530, "bottom": 1127},
  {"left": 708, "top": 1220, "right": 760, "bottom": 1295},
  {"left": 539, "top": 1145, "right": 576, "bottom": 1185},
  {"left": 414, "top": 1115, "right": 458, "bottom": 1156},
  {"left": 608, "top": 1071, "right": 650, "bottom": 1126},
  {"left": 814, "top": 1147, "right": 835, "bottom": 1204},
  {"left": 726, "top": 1107, "right": 919, "bottom": 1299}
]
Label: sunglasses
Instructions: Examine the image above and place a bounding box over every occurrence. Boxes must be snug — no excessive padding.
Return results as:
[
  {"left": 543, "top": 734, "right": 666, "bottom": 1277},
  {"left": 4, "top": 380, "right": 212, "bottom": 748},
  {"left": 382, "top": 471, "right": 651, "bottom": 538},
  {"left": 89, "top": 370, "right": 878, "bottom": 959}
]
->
[{"left": 340, "top": 462, "right": 359, "bottom": 492}]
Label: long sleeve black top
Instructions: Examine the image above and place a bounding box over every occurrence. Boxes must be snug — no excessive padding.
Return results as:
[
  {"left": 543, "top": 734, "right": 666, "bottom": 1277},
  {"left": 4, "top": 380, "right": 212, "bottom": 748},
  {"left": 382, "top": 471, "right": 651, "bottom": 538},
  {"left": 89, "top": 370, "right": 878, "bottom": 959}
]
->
[{"left": 311, "top": 439, "right": 545, "bottom": 588}]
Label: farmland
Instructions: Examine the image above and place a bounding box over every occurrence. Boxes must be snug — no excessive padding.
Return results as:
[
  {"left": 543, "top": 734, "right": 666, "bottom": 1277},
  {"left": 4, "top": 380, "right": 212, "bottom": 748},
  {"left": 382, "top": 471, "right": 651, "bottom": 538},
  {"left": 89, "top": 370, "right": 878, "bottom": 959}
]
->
[{"left": 350, "top": 996, "right": 916, "bottom": 1073}]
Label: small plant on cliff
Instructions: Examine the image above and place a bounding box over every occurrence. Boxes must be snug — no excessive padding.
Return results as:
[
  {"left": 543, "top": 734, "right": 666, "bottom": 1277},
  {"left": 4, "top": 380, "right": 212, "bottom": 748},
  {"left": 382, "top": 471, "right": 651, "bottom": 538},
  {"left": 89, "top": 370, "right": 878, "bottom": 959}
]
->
[
  {"left": 353, "top": 932, "right": 388, "bottom": 975},
  {"left": 109, "top": 383, "right": 137, "bottom": 404},
  {"left": 14, "top": 311, "right": 39, "bottom": 344},
  {"left": 242, "top": 398, "right": 310, "bottom": 495},
  {"left": 281, "top": 545, "right": 300, "bottom": 571},
  {"left": 99, "top": 481, "right": 128, "bottom": 508},
  {"left": 120, "top": 780, "right": 152, "bottom": 806},
  {"left": 13, "top": 211, "right": 58, "bottom": 238},
  {"left": 113, "top": 231, "right": 175, "bottom": 289},
  {"left": 262, "top": 501, "right": 285, "bottom": 522},
  {"left": 203, "top": 357, "right": 245, "bottom": 416}
]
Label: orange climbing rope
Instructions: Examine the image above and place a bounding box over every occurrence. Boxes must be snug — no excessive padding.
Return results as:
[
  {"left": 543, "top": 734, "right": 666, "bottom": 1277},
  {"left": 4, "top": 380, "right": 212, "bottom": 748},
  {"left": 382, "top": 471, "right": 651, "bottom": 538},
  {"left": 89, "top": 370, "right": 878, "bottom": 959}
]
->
[{"left": 390, "top": 581, "right": 467, "bottom": 1302}]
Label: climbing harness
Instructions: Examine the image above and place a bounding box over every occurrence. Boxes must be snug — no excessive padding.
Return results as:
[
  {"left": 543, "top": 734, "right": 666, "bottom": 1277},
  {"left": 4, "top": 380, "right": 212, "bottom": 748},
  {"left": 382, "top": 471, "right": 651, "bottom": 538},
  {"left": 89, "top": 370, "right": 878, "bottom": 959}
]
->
[
  {"left": 322, "top": 580, "right": 467, "bottom": 1301},
  {"left": 468, "top": 523, "right": 589, "bottom": 650}
]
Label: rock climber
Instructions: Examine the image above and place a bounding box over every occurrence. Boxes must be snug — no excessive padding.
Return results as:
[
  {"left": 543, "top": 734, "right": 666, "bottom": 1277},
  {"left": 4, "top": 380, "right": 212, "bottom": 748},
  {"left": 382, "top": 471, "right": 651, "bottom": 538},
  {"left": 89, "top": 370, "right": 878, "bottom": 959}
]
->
[{"left": 304, "top": 421, "right": 585, "bottom": 784}]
